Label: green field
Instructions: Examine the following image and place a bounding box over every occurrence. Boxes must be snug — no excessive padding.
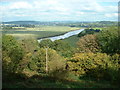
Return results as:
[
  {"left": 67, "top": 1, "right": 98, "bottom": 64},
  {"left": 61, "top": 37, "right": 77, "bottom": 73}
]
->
[{"left": 2, "top": 26, "right": 80, "bottom": 39}]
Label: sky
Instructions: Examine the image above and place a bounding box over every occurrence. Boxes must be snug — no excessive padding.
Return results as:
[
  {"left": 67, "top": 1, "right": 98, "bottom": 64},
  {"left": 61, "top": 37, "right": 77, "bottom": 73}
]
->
[{"left": 0, "top": 0, "right": 119, "bottom": 22}]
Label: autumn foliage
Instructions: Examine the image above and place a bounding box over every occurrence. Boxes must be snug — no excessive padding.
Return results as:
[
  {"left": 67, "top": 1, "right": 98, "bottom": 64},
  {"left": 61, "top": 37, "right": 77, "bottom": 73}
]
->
[{"left": 76, "top": 34, "right": 101, "bottom": 53}]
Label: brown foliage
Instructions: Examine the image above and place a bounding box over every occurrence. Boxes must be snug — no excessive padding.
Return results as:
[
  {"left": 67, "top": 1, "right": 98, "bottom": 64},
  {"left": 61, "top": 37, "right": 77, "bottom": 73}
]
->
[{"left": 76, "top": 34, "right": 101, "bottom": 53}]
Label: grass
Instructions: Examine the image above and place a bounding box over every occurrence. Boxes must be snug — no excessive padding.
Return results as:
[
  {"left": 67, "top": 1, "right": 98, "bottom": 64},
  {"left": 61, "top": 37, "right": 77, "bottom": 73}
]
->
[
  {"left": 2, "top": 26, "right": 81, "bottom": 39},
  {"left": 6, "top": 34, "right": 37, "bottom": 40},
  {"left": 3, "top": 73, "right": 118, "bottom": 88}
]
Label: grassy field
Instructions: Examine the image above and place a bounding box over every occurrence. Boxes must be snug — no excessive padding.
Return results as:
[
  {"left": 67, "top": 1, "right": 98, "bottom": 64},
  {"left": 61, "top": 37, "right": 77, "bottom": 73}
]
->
[{"left": 2, "top": 26, "right": 80, "bottom": 39}]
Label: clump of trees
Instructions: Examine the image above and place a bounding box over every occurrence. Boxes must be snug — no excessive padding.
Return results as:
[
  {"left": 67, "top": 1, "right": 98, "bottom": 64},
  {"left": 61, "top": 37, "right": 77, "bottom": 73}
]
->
[
  {"left": 67, "top": 53, "right": 119, "bottom": 82},
  {"left": 97, "top": 27, "right": 120, "bottom": 54},
  {"left": 30, "top": 48, "right": 66, "bottom": 73},
  {"left": 17, "top": 39, "right": 40, "bottom": 76},
  {"left": 2, "top": 35, "right": 66, "bottom": 78},
  {"left": 39, "top": 39, "right": 73, "bottom": 57},
  {"left": 78, "top": 28, "right": 100, "bottom": 37},
  {"left": 2, "top": 35, "right": 24, "bottom": 73},
  {"left": 76, "top": 34, "right": 101, "bottom": 53},
  {"left": 73, "top": 26, "right": 120, "bottom": 84},
  {"left": 77, "top": 27, "right": 120, "bottom": 54}
]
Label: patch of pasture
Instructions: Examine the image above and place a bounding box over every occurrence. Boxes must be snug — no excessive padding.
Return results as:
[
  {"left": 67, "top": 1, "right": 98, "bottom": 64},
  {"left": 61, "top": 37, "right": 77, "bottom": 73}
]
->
[{"left": 2, "top": 26, "right": 81, "bottom": 39}]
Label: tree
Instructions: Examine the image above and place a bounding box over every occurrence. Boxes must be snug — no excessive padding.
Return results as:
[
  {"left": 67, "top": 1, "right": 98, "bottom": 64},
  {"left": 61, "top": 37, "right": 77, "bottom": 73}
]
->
[
  {"left": 31, "top": 48, "right": 66, "bottom": 73},
  {"left": 76, "top": 34, "right": 101, "bottom": 53},
  {"left": 39, "top": 39, "right": 73, "bottom": 57},
  {"left": 97, "top": 27, "right": 120, "bottom": 54},
  {"left": 2, "top": 35, "right": 24, "bottom": 73},
  {"left": 17, "top": 39, "right": 39, "bottom": 75},
  {"left": 78, "top": 28, "right": 100, "bottom": 37},
  {"left": 67, "top": 53, "right": 119, "bottom": 81},
  {"left": 52, "top": 40, "right": 73, "bottom": 57},
  {"left": 39, "top": 39, "right": 53, "bottom": 48}
]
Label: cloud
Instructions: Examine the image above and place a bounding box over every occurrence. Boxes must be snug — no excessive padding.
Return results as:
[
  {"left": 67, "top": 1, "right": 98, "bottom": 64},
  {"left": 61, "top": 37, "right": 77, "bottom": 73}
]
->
[
  {"left": 10, "top": 1, "right": 33, "bottom": 9},
  {"left": 105, "top": 13, "right": 118, "bottom": 17},
  {"left": 96, "top": 0, "right": 119, "bottom": 2},
  {"left": 75, "top": 12, "right": 84, "bottom": 16},
  {"left": 0, "top": 0, "right": 118, "bottom": 21}
]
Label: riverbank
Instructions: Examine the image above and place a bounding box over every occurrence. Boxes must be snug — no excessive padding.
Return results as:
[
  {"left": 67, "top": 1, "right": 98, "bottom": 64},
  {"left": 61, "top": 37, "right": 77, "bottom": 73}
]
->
[
  {"left": 37, "top": 28, "right": 84, "bottom": 42},
  {"left": 37, "top": 28, "right": 83, "bottom": 39}
]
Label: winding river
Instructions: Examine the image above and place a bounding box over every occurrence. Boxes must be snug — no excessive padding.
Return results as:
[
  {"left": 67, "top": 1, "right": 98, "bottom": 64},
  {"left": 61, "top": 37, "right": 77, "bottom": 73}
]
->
[{"left": 38, "top": 28, "right": 84, "bottom": 42}]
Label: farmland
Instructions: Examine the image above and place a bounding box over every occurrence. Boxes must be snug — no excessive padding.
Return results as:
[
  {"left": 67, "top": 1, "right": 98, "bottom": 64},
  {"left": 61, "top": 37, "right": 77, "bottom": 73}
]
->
[{"left": 2, "top": 26, "right": 80, "bottom": 39}]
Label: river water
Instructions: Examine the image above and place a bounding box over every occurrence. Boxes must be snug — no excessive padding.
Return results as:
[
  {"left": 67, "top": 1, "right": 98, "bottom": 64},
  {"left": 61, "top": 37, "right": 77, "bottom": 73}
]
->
[{"left": 38, "top": 29, "right": 84, "bottom": 42}]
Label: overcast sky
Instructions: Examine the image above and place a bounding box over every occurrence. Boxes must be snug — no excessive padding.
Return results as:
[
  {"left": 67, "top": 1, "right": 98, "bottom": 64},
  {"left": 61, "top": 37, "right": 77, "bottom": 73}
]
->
[{"left": 0, "top": 0, "right": 119, "bottom": 22}]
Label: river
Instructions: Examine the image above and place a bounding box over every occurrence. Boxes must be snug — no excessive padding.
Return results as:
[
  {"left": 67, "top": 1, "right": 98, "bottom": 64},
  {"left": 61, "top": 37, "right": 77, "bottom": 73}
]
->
[{"left": 38, "top": 28, "right": 84, "bottom": 42}]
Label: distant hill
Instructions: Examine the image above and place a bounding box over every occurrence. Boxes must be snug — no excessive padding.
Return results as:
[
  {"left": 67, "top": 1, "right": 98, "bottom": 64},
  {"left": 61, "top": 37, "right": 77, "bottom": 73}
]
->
[
  {"left": 2, "top": 21, "right": 52, "bottom": 25},
  {"left": 2, "top": 21, "right": 117, "bottom": 27},
  {"left": 2, "top": 21, "right": 95, "bottom": 25},
  {"left": 98, "top": 21, "right": 117, "bottom": 24}
]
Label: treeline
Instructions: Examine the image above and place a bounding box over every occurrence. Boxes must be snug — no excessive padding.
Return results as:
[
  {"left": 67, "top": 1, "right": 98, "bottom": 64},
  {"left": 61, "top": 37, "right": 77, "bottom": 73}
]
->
[
  {"left": 2, "top": 24, "right": 35, "bottom": 30},
  {"left": 2, "top": 26, "right": 120, "bottom": 88},
  {"left": 57, "top": 21, "right": 118, "bottom": 28},
  {"left": 78, "top": 28, "right": 101, "bottom": 37},
  {"left": 2, "top": 21, "right": 117, "bottom": 29}
]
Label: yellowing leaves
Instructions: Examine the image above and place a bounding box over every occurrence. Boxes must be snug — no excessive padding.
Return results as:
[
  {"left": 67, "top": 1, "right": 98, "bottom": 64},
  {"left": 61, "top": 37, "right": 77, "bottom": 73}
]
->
[
  {"left": 76, "top": 34, "right": 101, "bottom": 53},
  {"left": 67, "top": 52, "right": 116, "bottom": 76}
]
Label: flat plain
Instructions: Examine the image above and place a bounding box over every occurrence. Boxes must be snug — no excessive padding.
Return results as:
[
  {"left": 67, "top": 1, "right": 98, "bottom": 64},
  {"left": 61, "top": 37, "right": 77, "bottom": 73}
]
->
[{"left": 2, "top": 26, "right": 81, "bottom": 39}]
